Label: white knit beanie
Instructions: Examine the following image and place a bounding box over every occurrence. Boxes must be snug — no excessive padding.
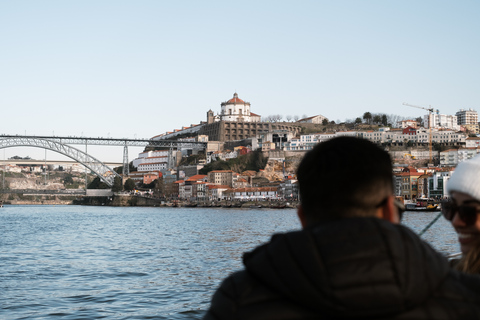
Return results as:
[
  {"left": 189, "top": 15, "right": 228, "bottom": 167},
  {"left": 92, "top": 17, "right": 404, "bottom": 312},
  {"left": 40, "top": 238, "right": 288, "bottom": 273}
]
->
[{"left": 447, "top": 153, "right": 480, "bottom": 199}]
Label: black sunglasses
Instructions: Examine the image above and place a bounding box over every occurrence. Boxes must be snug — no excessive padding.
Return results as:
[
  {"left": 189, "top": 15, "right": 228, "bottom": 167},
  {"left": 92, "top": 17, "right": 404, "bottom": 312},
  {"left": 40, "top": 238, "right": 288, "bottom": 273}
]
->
[{"left": 442, "top": 201, "right": 480, "bottom": 226}]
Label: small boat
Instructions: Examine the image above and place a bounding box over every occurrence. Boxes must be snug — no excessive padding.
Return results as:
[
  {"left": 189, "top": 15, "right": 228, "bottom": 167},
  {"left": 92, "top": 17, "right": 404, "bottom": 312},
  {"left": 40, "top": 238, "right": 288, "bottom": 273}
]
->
[
  {"left": 405, "top": 198, "right": 440, "bottom": 211},
  {"left": 184, "top": 202, "right": 197, "bottom": 207}
]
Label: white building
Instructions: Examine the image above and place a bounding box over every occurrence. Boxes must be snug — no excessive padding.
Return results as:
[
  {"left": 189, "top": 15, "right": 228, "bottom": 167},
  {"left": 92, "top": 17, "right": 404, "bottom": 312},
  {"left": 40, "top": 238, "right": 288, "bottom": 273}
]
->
[
  {"left": 133, "top": 150, "right": 172, "bottom": 172},
  {"left": 428, "top": 171, "right": 453, "bottom": 198},
  {"left": 297, "top": 115, "right": 328, "bottom": 124},
  {"left": 456, "top": 108, "right": 478, "bottom": 125},
  {"left": 398, "top": 119, "right": 419, "bottom": 129},
  {"left": 283, "top": 129, "right": 467, "bottom": 152},
  {"left": 424, "top": 113, "right": 460, "bottom": 131},
  {"left": 439, "top": 148, "right": 480, "bottom": 166},
  {"left": 218, "top": 93, "right": 261, "bottom": 123},
  {"left": 466, "top": 137, "right": 480, "bottom": 148}
]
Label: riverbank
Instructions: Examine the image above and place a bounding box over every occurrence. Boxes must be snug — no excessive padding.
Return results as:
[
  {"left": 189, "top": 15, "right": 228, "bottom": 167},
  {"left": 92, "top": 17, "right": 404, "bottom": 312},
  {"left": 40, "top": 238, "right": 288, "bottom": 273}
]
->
[
  {"left": 74, "top": 195, "right": 298, "bottom": 208},
  {"left": 1, "top": 194, "right": 298, "bottom": 208}
]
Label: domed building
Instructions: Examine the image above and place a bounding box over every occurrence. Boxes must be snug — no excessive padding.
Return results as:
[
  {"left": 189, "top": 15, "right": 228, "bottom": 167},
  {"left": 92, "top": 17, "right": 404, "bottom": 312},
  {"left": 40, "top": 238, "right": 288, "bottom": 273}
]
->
[
  {"left": 219, "top": 93, "right": 261, "bottom": 123},
  {"left": 200, "top": 92, "right": 300, "bottom": 142}
]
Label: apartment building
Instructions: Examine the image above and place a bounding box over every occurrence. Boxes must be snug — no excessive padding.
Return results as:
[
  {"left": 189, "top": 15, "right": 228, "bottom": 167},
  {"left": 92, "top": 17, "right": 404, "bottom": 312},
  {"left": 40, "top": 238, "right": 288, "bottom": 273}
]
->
[{"left": 208, "top": 170, "right": 235, "bottom": 187}]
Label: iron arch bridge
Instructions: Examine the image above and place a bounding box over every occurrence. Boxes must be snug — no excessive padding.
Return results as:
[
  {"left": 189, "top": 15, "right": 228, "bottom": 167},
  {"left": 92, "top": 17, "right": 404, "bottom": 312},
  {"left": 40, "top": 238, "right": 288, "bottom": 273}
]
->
[
  {"left": 0, "top": 135, "right": 207, "bottom": 187},
  {"left": 0, "top": 136, "right": 121, "bottom": 187}
]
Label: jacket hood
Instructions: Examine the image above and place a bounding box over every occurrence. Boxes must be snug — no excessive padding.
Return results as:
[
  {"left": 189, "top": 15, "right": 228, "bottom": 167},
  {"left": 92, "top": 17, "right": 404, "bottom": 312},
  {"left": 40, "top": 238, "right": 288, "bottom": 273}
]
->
[{"left": 242, "top": 217, "right": 450, "bottom": 318}]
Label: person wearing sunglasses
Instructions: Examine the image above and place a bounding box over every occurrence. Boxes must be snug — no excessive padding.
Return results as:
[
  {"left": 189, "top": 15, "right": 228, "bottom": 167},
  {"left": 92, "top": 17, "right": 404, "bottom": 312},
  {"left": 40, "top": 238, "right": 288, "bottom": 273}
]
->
[
  {"left": 204, "top": 137, "right": 480, "bottom": 320},
  {"left": 445, "top": 154, "right": 480, "bottom": 272}
]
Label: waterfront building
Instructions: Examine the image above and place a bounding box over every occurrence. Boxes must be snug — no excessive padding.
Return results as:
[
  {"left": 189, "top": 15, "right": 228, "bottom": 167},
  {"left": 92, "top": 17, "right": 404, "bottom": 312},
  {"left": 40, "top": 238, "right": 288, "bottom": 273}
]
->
[
  {"left": 143, "top": 171, "right": 161, "bottom": 185},
  {"left": 278, "top": 178, "right": 299, "bottom": 200},
  {"left": 394, "top": 167, "right": 423, "bottom": 200},
  {"left": 428, "top": 170, "right": 453, "bottom": 198},
  {"left": 208, "top": 170, "right": 236, "bottom": 188},
  {"left": 182, "top": 176, "right": 207, "bottom": 201},
  {"left": 224, "top": 187, "right": 278, "bottom": 200},
  {"left": 133, "top": 150, "right": 169, "bottom": 171},
  {"left": 207, "top": 185, "right": 231, "bottom": 200}
]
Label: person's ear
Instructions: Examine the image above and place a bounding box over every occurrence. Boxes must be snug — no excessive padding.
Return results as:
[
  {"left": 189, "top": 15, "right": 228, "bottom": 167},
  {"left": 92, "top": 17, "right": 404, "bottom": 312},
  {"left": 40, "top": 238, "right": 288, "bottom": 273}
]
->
[
  {"left": 378, "top": 196, "right": 399, "bottom": 224},
  {"left": 297, "top": 205, "right": 307, "bottom": 228}
]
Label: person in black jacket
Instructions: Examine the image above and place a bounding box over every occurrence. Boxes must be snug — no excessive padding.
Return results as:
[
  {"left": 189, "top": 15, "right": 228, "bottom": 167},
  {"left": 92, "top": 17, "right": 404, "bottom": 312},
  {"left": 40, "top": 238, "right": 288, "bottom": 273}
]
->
[{"left": 203, "top": 137, "right": 480, "bottom": 319}]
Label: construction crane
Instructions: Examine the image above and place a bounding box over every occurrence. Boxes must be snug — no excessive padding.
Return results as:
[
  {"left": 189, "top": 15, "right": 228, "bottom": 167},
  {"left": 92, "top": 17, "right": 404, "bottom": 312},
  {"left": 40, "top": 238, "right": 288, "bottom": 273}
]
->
[{"left": 402, "top": 103, "right": 439, "bottom": 164}]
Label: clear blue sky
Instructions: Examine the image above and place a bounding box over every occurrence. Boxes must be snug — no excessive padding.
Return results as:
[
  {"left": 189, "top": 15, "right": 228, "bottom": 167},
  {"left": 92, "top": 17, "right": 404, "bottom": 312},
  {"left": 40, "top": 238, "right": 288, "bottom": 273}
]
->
[{"left": 1, "top": 1, "right": 479, "bottom": 162}]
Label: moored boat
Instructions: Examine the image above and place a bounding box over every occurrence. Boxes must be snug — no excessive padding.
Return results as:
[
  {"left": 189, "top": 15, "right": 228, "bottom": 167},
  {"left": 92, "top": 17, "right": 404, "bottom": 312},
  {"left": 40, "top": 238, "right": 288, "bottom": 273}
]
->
[{"left": 405, "top": 198, "right": 440, "bottom": 211}]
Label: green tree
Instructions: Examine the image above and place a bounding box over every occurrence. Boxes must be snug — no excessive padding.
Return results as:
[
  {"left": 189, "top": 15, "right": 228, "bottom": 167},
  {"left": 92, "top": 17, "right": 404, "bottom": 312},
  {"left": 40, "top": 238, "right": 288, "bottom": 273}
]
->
[
  {"left": 415, "top": 116, "right": 424, "bottom": 127},
  {"left": 87, "top": 177, "right": 109, "bottom": 189},
  {"left": 363, "top": 112, "right": 372, "bottom": 124},
  {"left": 124, "top": 178, "right": 136, "bottom": 191},
  {"left": 246, "top": 149, "right": 269, "bottom": 171},
  {"left": 112, "top": 176, "right": 123, "bottom": 192},
  {"left": 63, "top": 174, "right": 74, "bottom": 185},
  {"left": 373, "top": 115, "right": 381, "bottom": 124},
  {"left": 199, "top": 159, "right": 230, "bottom": 174},
  {"left": 381, "top": 114, "right": 388, "bottom": 126},
  {"left": 322, "top": 119, "right": 328, "bottom": 125},
  {"left": 355, "top": 117, "right": 362, "bottom": 124}
]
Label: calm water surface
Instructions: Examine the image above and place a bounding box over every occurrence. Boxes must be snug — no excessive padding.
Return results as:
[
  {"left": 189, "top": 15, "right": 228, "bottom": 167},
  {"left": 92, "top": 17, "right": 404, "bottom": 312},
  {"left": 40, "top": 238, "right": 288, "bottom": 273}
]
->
[{"left": 0, "top": 206, "right": 459, "bottom": 319}]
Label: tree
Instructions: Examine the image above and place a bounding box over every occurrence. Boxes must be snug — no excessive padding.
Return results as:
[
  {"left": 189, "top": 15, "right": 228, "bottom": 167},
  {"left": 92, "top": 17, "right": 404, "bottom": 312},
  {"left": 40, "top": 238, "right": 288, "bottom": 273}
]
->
[
  {"left": 286, "top": 115, "right": 292, "bottom": 122},
  {"left": 87, "top": 177, "right": 109, "bottom": 189},
  {"left": 322, "top": 119, "right": 329, "bottom": 125},
  {"left": 247, "top": 149, "right": 268, "bottom": 171},
  {"left": 381, "top": 114, "right": 388, "bottom": 126},
  {"left": 112, "top": 176, "right": 123, "bottom": 192},
  {"left": 293, "top": 115, "right": 299, "bottom": 122},
  {"left": 363, "top": 112, "right": 372, "bottom": 124},
  {"left": 387, "top": 114, "right": 402, "bottom": 128},
  {"left": 415, "top": 116, "right": 424, "bottom": 127},
  {"left": 63, "top": 174, "right": 74, "bottom": 185},
  {"left": 373, "top": 115, "right": 381, "bottom": 124},
  {"left": 355, "top": 117, "right": 362, "bottom": 124},
  {"left": 124, "top": 178, "right": 136, "bottom": 191}
]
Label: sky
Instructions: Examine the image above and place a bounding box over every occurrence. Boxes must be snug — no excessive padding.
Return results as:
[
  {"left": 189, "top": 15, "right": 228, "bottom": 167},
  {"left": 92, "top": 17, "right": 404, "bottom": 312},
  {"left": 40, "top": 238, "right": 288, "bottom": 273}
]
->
[{"left": 1, "top": 0, "right": 479, "bottom": 162}]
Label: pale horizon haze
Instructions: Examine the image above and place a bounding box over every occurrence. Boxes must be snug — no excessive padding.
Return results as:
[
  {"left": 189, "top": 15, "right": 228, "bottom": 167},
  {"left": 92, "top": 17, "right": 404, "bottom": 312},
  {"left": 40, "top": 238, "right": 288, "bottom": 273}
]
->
[{"left": 1, "top": 1, "right": 479, "bottom": 162}]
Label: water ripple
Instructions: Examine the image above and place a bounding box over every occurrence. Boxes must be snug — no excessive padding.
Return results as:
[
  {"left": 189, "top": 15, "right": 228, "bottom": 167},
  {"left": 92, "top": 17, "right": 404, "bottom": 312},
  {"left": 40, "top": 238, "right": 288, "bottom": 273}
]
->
[{"left": 0, "top": 206, "right": 457, "bottom": 319}]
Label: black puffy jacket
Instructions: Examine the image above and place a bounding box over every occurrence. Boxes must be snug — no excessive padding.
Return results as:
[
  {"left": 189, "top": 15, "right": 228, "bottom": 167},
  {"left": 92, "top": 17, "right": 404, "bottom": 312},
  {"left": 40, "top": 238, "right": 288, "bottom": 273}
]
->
[{"left": 204, "top": 218, "right": 480, "bottom": 319}]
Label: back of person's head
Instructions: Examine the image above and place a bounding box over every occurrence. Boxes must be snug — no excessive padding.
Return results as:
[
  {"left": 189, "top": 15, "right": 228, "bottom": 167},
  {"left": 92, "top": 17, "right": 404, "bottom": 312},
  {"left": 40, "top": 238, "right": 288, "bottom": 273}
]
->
[{"left": 297, "top": 136, "right": 393, "bottom": 225}]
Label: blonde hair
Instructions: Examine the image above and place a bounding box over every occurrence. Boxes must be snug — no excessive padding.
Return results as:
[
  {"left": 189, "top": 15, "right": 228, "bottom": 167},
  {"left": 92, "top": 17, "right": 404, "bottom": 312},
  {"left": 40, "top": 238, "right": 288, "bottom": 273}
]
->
[{"left": 456, "top": 238, "right": 480, "bottom": 274}]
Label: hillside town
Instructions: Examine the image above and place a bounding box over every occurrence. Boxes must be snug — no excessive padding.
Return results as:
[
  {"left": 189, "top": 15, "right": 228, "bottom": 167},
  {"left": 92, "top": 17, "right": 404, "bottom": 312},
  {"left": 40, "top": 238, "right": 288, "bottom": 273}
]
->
[
  {"left": 2, "top": 93, "right": 480, "bottom": 205},
  {"left": 124, "top": 93, "right": 479, "bottom": 203}
]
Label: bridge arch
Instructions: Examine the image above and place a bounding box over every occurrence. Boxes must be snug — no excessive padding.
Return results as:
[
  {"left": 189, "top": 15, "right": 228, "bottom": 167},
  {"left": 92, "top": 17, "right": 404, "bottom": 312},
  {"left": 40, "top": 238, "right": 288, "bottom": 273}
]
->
[{"left": 0, "top": 137, "right": 121, "bottom": 187}]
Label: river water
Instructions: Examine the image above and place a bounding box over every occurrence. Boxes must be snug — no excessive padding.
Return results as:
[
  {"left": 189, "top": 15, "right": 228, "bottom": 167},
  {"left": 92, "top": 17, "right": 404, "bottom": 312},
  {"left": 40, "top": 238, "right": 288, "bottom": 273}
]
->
[{"left": 0, "top": 206, "right": 459, "bottom": 319}]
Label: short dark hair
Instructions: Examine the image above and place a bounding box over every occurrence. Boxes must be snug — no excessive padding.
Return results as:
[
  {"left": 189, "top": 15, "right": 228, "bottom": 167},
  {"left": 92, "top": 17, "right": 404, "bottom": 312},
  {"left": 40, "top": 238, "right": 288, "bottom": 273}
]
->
[{"left": 296, "top": 136, "right": 393, "bottom": 224}]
